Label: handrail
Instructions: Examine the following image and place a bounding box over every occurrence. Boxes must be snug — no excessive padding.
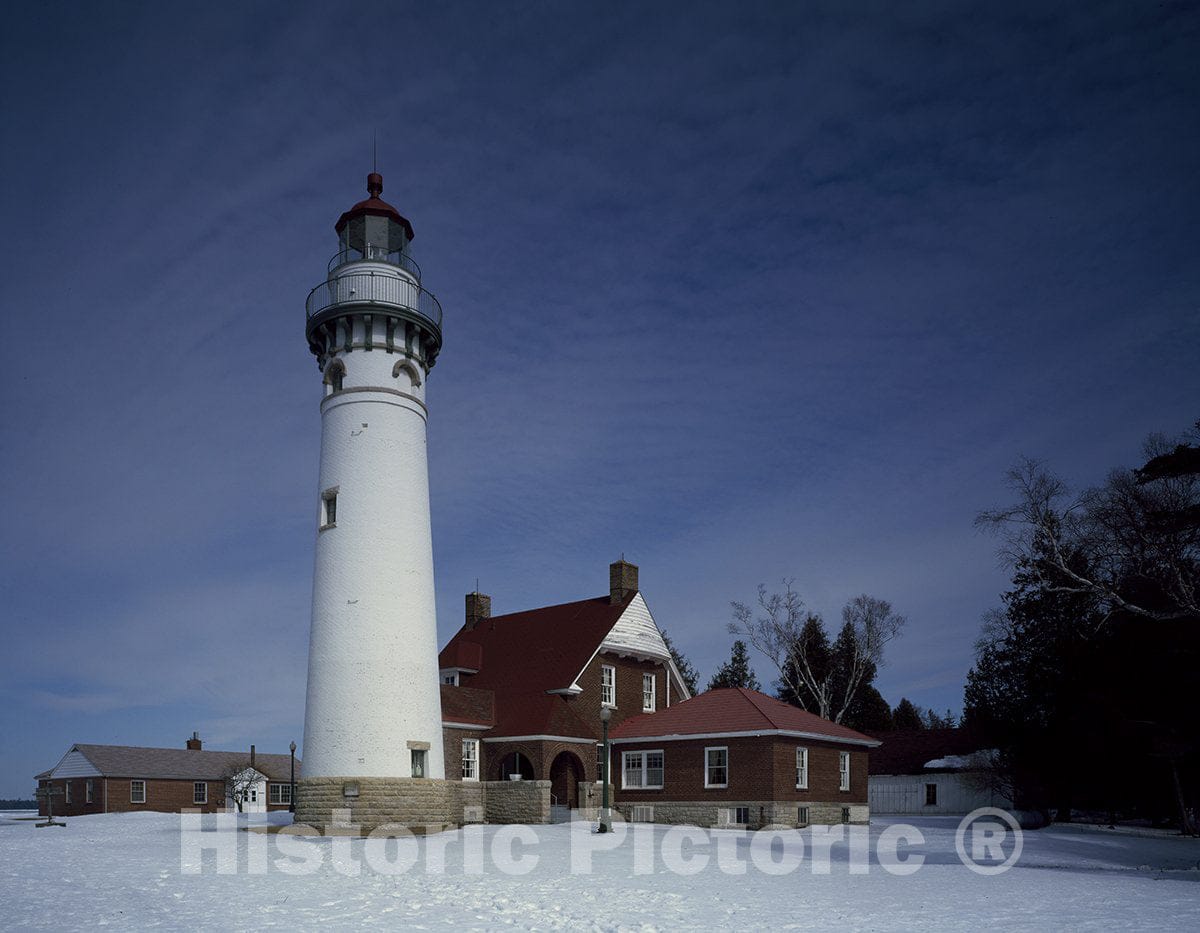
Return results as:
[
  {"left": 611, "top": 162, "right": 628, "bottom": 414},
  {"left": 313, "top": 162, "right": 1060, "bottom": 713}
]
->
[
  {"left": 305, "top": 269, "right": 442, "bottom": 330},
  {"left": 328, "top": 245, "right": 421, "bottom": 281}
]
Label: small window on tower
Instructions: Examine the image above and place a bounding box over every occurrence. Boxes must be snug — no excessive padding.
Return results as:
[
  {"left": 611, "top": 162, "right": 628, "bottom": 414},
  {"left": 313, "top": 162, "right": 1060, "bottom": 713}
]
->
[
  {"left": 320, "top": 488, "right": 339, "bottom": 530},
  {"left": 411, "top": 749, "right": 427, "bottom": 778},
  {"left": 326, "top": 363, "right": 345, "bottom": 394}
]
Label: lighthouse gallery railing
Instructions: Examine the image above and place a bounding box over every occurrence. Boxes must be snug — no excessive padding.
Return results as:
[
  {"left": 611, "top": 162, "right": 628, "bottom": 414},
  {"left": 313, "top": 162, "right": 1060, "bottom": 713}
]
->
[{"left": 306, "top": 270, "right": 443, "bottom": 330}]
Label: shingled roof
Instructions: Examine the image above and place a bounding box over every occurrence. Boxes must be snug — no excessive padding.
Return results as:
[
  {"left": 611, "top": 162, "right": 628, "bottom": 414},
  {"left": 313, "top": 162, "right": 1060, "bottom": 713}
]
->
[
  {"left": 438, "top": 593, "right": 636, "bottom": 693},
  {"left": 867, "top": 728, "right": 986, "bottom": 775},
  {"left": 611, "top": 688, "right": 880, "bottom": 747},
  {"left": 50, "top": 744, "right": 300, "bottom": 782}
]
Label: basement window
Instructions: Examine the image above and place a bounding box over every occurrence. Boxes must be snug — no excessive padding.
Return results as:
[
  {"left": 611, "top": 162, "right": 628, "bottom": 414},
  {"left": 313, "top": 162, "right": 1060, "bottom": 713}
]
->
[{"left": 797, "top": 806, "right": 810, "bottom": 825}]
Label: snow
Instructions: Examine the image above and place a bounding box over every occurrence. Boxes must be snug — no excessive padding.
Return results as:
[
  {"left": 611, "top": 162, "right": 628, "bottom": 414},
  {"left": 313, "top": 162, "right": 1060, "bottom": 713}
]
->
[
  {"left": 923, "top": 751, "right": 995, "bottom": 770},
  {"left": 2, "top": 811, "right": 1198, "bottom": 930}
]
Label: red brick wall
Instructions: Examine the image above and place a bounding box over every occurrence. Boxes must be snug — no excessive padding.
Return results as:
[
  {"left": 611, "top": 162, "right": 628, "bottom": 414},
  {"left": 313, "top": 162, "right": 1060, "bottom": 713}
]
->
[
  {"left": 443, "top": 727, "right": 488, "bottom": 781},
  {"left": 612, "top": 737, "right": 869, "bottom": 804},
  {"left": 565, "top": 652, "right": 669, "bottom": 738},
  {"left": 38, "top": 776, "right": 296, "bottom": 815}
]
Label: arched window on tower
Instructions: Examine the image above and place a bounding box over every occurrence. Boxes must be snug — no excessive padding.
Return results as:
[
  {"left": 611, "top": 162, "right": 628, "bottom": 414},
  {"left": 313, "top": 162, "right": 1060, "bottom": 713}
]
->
[
  {"left": 392, "top": 359, "right": 422, "bottom": 392},
  {"left": 324, "top": 361, "right": 346, "bottom": 395}
]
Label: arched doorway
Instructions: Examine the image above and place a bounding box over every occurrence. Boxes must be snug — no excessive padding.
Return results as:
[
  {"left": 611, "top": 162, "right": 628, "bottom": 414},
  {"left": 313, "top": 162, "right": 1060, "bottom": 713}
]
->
[
  {"left": 496, "top": 751, "right": 535, "bottom": 782},
  {"left": 549, "top": 751, "right": 584, "bottom": 809}
]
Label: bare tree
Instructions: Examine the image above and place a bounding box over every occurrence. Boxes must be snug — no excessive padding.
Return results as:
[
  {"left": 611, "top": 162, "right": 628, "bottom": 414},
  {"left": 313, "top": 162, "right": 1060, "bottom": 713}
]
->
[
  {"left": 729, "top": 582, "right": 905, "bottom": 723},
  {"left": 976, "top": 437, "right": 1199, "bottom": 628},
  {"left": 221, "top": 762, "right": 258, "bottom": 813},
  {"left": 830, "top": 595, "right": 907, "bottom": 723}
]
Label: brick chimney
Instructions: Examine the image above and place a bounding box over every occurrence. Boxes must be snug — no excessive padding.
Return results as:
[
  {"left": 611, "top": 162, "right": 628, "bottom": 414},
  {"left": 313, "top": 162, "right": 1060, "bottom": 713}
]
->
[
  {"left": 465, "top": 591, "right": 491, "bottom": 631},
  {"left": 610, "top": 558, "right": 639, "bottom": 604},
  {"left": 186, "top": 731, "right": 202, "bottom": 751},
  {"left": 250, "top": 745, "right": 256, "bottom": 769}
]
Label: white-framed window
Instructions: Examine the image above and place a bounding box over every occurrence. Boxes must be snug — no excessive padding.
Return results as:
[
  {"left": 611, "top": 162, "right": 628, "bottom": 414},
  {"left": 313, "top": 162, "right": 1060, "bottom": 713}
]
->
[
  {"left": 86, "top": 779, "right": 94, "bottom": 804},
  {"left": 130, "top": 780, "right": 146, "bottom": 804},
  {"left": 795, "top": 746, "right": 809, "bottom": 789},
  {"left": 601, "top": 665, "right": 616, "bottom": 707},
  {"left": 411, "top": 749, "right": 427, "bottom": 778},
  {"left": 597, "top": 743, "right": 605, "bottom": 774},
  {"left": 64, "top": 781, "right": 71, "bottom": 804},
  {"left": 193, "top": 782, "right": 207, "bottom": 804},
  {"left": 462, "top": 739, "right": 480, "bottom": 781},
  {"left": 797, "top": 806, "right": 810, "bottom": 825},
  {"left": 442, "top": 672, "right": 459, "bottom": 686},
  {"left": 630, "top": 804, "right": 655, "bottom": 823},
  {"left": 642, "top": 673, "right": 656, "bottom": 712},
  {"left": 621, "top": 750, "right": 664, "bottom": 789},
  {"left": 705, "top": 746, "right": 728, "bottom": 788},
  {"left": 720, "top": 806, "right": 750, "bottom": 826},
  {"left": 269, "top": 784, "right": 292, "bottom": 805},
  {"left": 320, "top": 487, "right": 339, "bottom": 529},
  {"left": 839, "top": 751, "right": 850, "bottom": 791}
]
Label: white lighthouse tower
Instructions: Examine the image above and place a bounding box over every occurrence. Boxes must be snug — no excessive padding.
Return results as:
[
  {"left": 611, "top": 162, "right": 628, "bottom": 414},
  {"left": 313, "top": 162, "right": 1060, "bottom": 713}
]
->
[{"left": 297, "top": 172, "right": 448, "bottom": 828}]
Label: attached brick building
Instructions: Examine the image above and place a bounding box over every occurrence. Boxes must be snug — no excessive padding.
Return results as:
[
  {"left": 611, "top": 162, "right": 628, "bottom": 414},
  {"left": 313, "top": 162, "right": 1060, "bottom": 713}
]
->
[
  {"left": 36, "top": 736, "right": 300, "bottom": 817},
  {"left": 610, "top": 687, "right": 878, "bottom": 827},
  {"left": 436, "top": 560, "right": 879, "bottom": 827}
]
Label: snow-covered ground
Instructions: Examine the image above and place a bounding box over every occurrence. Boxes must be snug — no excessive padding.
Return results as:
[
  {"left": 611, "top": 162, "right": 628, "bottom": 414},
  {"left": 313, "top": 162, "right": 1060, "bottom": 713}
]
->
[{"left": 2, "top": 810, "right": 1198, "bottom": 930}]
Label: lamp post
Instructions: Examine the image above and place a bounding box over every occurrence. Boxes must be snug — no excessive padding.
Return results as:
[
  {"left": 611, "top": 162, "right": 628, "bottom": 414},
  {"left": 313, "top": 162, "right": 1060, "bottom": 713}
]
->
[
  {"left": 599, "top": 706, "right": 612, "bottom": 833},
  {"left": 289, "top": 741, "right": 296, "bottom": 813}
]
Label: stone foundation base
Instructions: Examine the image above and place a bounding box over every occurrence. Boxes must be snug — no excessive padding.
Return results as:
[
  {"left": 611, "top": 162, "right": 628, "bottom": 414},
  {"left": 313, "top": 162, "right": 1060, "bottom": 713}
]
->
[
  {"left": 295, "top": 777, "right": 461, "bottom": 832},
  {"left": 295, "top": 777, "right": 552, "bottom": 831},
  {"left": 613, "top": 800, "right": 870, "bottom": 829}
]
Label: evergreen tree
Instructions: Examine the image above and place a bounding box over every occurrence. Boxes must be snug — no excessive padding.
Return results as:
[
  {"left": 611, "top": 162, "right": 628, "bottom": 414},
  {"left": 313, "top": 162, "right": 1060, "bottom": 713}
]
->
[
  {"left": 660, "top": 629, "right": 700, "bottom": 696},
  {"left": 707, "top": 640, "right": 762, "bottom": 691},
  {"left": 891, "top": 697, "right": 924, "bottom": 731},
  {"left": 776, "top": 615, "right": 831, "bottom": 710},
  {"left": 848, "top": 685, "right": 894, "bottom": 733}
]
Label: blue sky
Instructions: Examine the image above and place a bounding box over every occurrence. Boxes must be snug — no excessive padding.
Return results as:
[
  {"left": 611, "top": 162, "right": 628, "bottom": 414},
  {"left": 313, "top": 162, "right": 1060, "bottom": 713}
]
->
[{"left": 1, "top": 1, "right": 1197, "bottom": 797}]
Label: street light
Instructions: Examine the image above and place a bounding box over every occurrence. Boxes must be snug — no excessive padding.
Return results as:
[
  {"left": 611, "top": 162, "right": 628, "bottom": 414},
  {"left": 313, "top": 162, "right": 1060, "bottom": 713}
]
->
[
  {"left": 599, "top": 706, "right": 612, "bottom": 833},
  {"left": 289, "top": 741, "right": 297, "bottom": 814}
]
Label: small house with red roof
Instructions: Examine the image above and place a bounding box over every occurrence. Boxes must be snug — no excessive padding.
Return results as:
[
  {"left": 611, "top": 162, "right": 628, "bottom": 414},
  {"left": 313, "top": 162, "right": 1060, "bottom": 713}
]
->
[{"left": 610, "top": 687, "right": 879, "bottom": 827}]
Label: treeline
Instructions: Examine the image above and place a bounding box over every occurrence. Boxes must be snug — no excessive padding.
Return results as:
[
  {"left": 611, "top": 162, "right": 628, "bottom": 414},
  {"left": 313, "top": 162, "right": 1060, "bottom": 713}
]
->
[
  {"left": 0, "top": 799, "right": 37, "bottom": 809},
  {"left": 965, "top": 420, "right": 1199, "bottom": 831}
]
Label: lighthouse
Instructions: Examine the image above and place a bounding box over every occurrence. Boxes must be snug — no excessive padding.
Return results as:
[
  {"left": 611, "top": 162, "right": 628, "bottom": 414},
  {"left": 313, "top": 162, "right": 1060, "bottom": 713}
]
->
[{"left": 296, "top": 172, "right": 450, "bottom": 829}]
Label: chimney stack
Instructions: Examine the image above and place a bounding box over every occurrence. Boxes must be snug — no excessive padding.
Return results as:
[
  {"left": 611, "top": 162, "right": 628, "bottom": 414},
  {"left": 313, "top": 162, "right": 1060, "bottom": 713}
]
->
[
  {"left": 186, "top": 732, "right": 202, "bottom": 751},
  {"left": 610, "top": 558, "right": 639, "bottom": 604},
  {"left": 465, "top": 591, "right": 491, "bottom": 631},
  {"left": 250, "top": 744, "right": 256, "bottom": 768}
]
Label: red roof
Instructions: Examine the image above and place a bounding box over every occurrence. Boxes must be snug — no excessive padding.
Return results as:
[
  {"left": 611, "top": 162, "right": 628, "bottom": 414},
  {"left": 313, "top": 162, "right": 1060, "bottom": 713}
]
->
[
  {"left": 335, "top": 172, "right": 415, "bottom": 241},
  {"left": 437, "top": 592, "right": 635, "bottom": 741},
  {"left": 611, "top": 688, "right": 880, "bottom": 746},
  {"left": 438, "top": 594, "right": 633, "bottom": 694},
  {"left": 867, "top": 728, "right": 984, "bottom": 775}
]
